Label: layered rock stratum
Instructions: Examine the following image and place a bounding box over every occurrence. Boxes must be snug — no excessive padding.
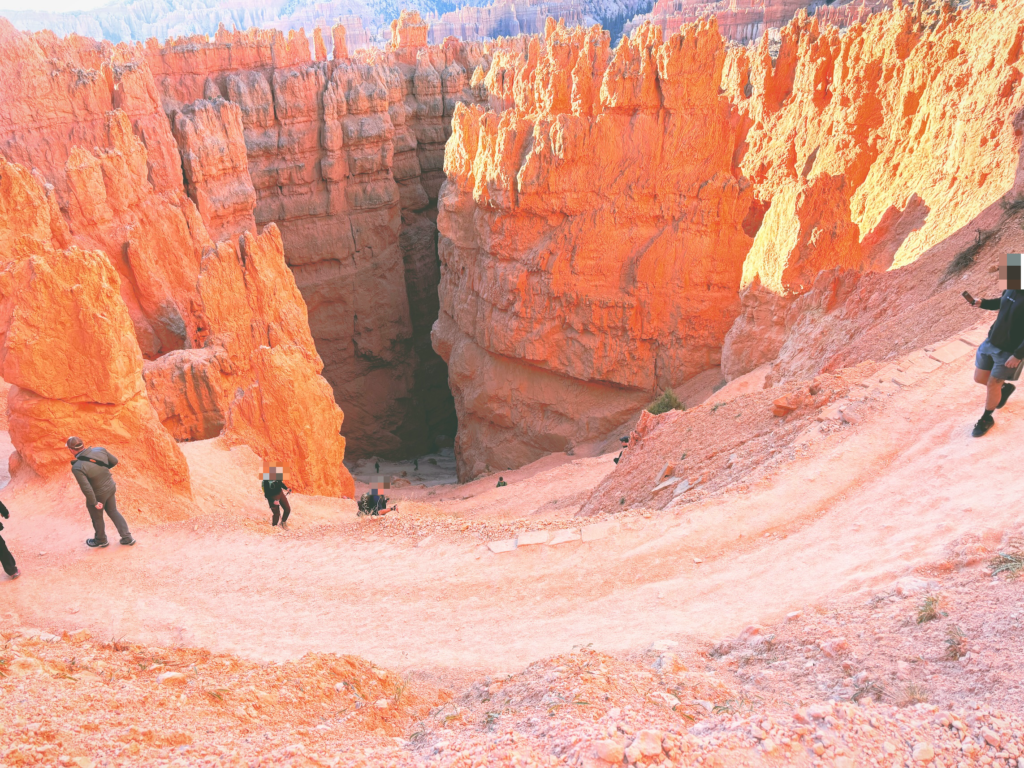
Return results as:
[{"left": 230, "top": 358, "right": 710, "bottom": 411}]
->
[{"left": 435, "top": 19, "right": 754, "bottom": 477}]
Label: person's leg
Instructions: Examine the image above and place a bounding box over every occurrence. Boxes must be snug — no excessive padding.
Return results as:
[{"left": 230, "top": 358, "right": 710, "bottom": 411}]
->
[
  {"left": 0, "top": 534, "right": 17, "bottom": 576},
  {"left": 986, "top": 376, "right": 1005, "bottom": 411},
  {"left": 268, "top": 498, "right": 280, "bottom": 526},
  {"left": 102, "top": 494, "right": 132, "bottom": 541},
  {"left": 88, "top": 502, "right": 108, "bottom": 544},
  {"left": 278, "top": 493, "right": 292, "bottom": 525}
]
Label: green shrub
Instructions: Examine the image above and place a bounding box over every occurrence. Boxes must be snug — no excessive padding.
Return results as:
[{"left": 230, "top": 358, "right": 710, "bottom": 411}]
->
[{"left": 647, "top": 390, "right": 684, "bottom": 415}]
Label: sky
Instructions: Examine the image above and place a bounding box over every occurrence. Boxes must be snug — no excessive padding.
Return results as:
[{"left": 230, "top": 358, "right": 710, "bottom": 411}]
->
[{"left": 0, "top": 0, "right": 111, "bottom": 10}]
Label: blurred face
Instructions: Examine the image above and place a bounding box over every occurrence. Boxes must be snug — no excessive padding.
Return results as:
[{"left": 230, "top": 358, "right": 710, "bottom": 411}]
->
[{"left": 999, "top": 253, "right": 1022, "bottom": 290}]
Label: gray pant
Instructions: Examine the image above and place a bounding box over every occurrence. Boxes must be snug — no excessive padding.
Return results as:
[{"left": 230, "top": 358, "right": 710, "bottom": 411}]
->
[{"left": 88, "top": 493, "right": 131, "bottom": 544}]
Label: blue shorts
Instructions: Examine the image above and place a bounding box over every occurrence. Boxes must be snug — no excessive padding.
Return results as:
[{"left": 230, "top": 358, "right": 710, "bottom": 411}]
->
[{"left": 976, "top": 339, "right": 1018, "bottom": 380}]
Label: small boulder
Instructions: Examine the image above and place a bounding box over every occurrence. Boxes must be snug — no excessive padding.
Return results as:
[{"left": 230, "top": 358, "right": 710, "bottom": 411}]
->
[
  {"left": 157, "top": 671, "right": 187, "bottom": 686},
  {"left": 592, "top": 738, "right": 624, "bottom": 764},
  {"left": 912, "top": 742, "right": 934, "bottom": 762},
  {"left": 630, "top": 729, "right": 665, "bottom": 758}
]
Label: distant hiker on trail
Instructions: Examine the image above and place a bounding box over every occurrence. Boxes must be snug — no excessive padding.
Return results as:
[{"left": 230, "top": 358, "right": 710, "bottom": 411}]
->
[
  {"left": 262, "top": 465, "right": 292, "bottom": 529},
  {"left": 414, "top": 459, "right": 418, "bottom": 471},
  {"left": 374, "top": 460, "right": 380, "bottom": 474},
  {"left": 964, "top": 253, "right": 1024, "bottom": 437},
  {"left": 496, "top": 477, "right": 507, "bottom": 487},
  {"left": 0, "top": 500, "right": 20, "bottom": 579},
  {"left": 613, "top": 435, "right": 629, "bottom": 464},
  {"left": 67, "top": 437, "right": 135, "bottom": 548}
]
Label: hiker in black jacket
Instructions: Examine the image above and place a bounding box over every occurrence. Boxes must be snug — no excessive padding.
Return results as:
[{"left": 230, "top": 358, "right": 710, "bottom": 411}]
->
[
  {"left": 67, "top": 436, "right": 135, "bottom": 548},
  {"left": 262, "top": 466, "right": 292, "bottom": 528},
  {"left": 0, "top": 501, "right": 20, "bottom": 579},
  {"left": 965, "top": 254, "right": 1024, "bottom": 436}
]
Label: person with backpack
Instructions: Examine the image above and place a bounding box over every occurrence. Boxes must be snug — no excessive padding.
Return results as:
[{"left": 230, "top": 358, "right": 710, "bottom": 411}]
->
[
  {"left": 964, "top": 254, "right": 1024, "bottom": 437},
  {"left": 67, "top": 437, "right": 135, "bottom": 548},
  {"left": 0, "top": 501, "right": 19, "bottom": 579},
  {"left": 262, "top": 466, "right": 292, "bottom": 528}
]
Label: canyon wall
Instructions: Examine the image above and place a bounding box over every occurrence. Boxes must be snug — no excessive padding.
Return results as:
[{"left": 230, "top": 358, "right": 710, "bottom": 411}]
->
[
  {"left": 721, "top": 0, "right": 1024, "bottom": 380},
  {"left": 434, "top": 19, "right": 753, "bottom": 478},
  {"left": 0, "top": 19, "right": 354, "bottom": 497},
  {"left": 434, "top": 0, "right": 1024, "bottom": 479},
  {"left": 141, "top": 15, "right": 493, "bottom": 457}
]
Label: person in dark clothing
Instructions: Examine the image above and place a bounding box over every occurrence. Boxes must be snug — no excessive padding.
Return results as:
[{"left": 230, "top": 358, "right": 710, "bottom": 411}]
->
[
  {"left": 965, "top": 254, "right": 1024, "bottom": 436},
  {"left": 496, "top": 477, "right": 507, "bottom": 487},
  {"left": 262, "top": 466, "right": 292, "bottom": 528},
  {"left": 0, "top": 501, "right": 20, "bottom": 579},
  {"left": 67, "top": 437, "right": 135, "bottom": 548},
  {"left": 613, "top": 435, "right": 630, "bottom": 464}
]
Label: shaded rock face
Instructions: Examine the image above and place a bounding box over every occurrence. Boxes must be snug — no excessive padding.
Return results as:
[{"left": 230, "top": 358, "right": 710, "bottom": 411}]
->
[
  {"left": 143, "top": 19, "right": 491, "bottom": 457},
  {"left": 0, "top": 21, "right": 354, "bottom": 497},
  {"left": 435, "top": 19, "right": 753, "bottom": 479},
  {"left": 721, "top": 1, "right": 1024, "bottom": 380}
]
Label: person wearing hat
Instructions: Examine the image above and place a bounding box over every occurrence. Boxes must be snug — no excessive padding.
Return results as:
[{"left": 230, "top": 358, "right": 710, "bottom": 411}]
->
[{"left": 66, "top": 437, "right": 135, "bottom": 548}]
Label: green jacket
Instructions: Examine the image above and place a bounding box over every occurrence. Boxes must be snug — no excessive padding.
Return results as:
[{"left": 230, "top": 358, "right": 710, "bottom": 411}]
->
[{"left": 71, "top": 447, "right": 119, "bottom": 507}]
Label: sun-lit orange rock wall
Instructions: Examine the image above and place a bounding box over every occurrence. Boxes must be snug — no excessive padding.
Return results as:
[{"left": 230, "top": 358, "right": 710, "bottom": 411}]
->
[
  {"left": 0, "top": 157, "right": 193, "bottom": 506},
  {"left": 435, "top": 19, "right": 754, "bottom": 479},
  {"left": 721, "top": 0, "right": 1024, "bottom": 378}
]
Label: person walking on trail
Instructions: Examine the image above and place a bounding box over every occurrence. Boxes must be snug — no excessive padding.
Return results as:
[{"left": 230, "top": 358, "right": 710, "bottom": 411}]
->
[
  {"left": 496, "top": 476, "right": 507, "bottom": 487},
  {"left": 0, "top": 500, "right": 20, "bottom": 579},
  {"left": 262, "top": 466, "right": 292, "bottom": 529},
  {"left": 67, "top": 437, "right": 135, "bottom": 548},
  {"left": 964, "top": 253, "right": 1024, "bottom": 437}
]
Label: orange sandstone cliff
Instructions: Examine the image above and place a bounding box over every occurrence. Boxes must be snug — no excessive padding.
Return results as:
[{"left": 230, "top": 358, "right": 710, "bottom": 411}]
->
[
  {"left": 0, "top": 20, "right": 354, "bottom": 497},
  {"left": 434, "top": 19, "right": 753, "bottom": 478},
  {"left": 434, "top": 0, "right": 1024, "bottom": 479},
  {"left": 0, "top": 158, "right": 192, "bottom": 508},
  {"left": 721, "top": 0, "right": 1024, "bottom": 380}
]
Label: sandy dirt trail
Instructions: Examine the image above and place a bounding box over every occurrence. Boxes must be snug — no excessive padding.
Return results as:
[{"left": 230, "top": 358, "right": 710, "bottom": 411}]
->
[{"left": 0, "top": 350, "right": 1020, "bottom": 676}]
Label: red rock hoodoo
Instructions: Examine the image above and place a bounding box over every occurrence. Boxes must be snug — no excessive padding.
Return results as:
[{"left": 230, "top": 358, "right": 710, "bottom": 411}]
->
[{"left": 0, "top": 157, "right": 192, "bottom": 506}]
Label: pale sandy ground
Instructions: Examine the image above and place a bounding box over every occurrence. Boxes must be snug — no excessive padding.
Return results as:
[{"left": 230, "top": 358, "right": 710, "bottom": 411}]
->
[{"left": 0, "top": 342, "right": 1021, "bottom": 683}]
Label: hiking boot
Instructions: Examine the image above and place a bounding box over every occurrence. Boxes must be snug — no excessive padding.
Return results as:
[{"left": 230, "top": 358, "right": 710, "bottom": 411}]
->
[
  {"left": 972, "top": 414, "right": 995, "bottom": 437},
  {"left": 998, "top": 383, "right": 1016, "bottom": 409},
  {"left": 86, "top": 538, "right": 109, "bottom": 548},
  {"left": 120, "top": 537, "right": 136, "bottom": 546},
  {"left": 9, "top": 569, "right": 19, "bottom": 579},
  {"left": 280, "top": 520, "right": 289, "bottom": 530}
]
